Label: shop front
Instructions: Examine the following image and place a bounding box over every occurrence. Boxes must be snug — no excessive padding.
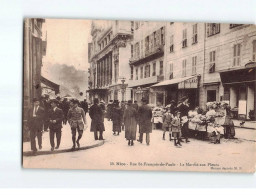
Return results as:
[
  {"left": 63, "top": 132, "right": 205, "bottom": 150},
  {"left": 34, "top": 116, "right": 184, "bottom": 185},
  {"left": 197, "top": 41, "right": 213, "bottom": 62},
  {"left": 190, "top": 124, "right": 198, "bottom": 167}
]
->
[
  {"left": 219, "top": 63, "right": 256, "bottom": 120},
  {"left": 151, "top": 75, "right": 200, "bottom": 109}
]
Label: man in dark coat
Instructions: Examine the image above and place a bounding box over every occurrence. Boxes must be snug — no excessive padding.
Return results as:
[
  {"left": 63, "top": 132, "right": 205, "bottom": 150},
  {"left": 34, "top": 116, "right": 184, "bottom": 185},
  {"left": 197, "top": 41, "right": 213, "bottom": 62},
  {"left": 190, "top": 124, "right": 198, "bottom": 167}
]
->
[
  {"left": 48, "top": 99, "right": 64, "bottom": 151},
  {"left": 178, "top": 96, "right": 190, "bottom": 143},
  {"left": 137, "top": 98, "right": 152, "bottom": 145},
  {"left": 106, "top": 100, "right": 114, "bottom": 121},
  {"left": 111, "top": 100, "right": 122, "bottom": 135},
  {"left": 61, "top": 98, "right": 69, "bottom": 125},
  {"left": 132, "top": 100, "right": 139, "bottom": 111},
  {"left": 124, "top": 100, "right": 138, "bottom": 146},
  {"left": 41, "top": 94, "right": 51, "bottom": 132},
  {"left": 89, "top": 98, "right": 105, "bottom": 140},
  {"left": 27, "top": 98, "right": 45, "bottom": 153},
  {"left": 81, "top": 99, "right": 89, "bottom": 116}
]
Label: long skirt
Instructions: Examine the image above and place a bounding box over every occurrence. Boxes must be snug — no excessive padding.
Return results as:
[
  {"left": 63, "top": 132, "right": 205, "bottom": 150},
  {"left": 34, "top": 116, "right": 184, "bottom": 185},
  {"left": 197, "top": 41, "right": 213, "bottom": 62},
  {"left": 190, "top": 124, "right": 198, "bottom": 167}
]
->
[{"left": 113, "top": 120, "right": 121, "bottom": 133}]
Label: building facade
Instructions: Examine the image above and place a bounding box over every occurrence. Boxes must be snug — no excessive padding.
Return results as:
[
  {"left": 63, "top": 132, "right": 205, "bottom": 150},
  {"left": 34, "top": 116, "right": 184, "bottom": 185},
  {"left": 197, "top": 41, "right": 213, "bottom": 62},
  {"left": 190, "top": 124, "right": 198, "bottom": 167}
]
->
[
  {"left": 23, "top": 18, "right": 46, "bottom": 140},
  {"left": 87, "top": 20, "right": 133, "bottom": 103},
  {"left": 129, "top": 21, "right": 167, "bottom": 105},
  {"left": 203, "top": 23, "right": 256, "bottom": 120},
  {"left": 151, "top": 22, "right": 205, "bottom": 108}
]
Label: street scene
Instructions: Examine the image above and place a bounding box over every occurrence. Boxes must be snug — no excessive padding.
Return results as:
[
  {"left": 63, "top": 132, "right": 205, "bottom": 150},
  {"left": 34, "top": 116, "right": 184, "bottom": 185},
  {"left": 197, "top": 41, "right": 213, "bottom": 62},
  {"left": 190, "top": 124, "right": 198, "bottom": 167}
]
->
[{"left": 23, "top": 19, "right": 256, "bottom": 172}]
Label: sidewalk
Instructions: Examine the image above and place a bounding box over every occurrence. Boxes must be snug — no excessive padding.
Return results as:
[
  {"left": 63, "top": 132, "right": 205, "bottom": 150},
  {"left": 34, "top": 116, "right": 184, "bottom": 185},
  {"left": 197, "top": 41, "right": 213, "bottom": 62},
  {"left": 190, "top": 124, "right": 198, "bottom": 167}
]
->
[
  {"left": 23, "top": 115, "right": 104, "bottom": 157},
  {"left": 233, "top": 119, "right": 256, "bottom": 130}
]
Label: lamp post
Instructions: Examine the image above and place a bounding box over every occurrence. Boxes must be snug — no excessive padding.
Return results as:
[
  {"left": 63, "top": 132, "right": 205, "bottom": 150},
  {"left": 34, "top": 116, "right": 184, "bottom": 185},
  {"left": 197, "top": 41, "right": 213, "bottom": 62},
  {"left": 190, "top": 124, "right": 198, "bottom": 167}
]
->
[{"left": 120, "top": 76, "right": 126, "bottom": 102}]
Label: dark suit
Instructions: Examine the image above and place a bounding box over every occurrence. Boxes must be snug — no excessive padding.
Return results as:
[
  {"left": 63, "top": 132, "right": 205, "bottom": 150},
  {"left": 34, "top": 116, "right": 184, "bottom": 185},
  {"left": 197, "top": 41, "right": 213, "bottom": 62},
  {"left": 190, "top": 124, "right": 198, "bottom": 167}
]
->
[
  {"left": 27, "top": 106, "right": 44, "bottom": 151},
  {"left": 89, "top": 104, "right": 105, "bottom": 140},
  {"left": 48, "top": 107, "right": 64, "bottom": 148}
]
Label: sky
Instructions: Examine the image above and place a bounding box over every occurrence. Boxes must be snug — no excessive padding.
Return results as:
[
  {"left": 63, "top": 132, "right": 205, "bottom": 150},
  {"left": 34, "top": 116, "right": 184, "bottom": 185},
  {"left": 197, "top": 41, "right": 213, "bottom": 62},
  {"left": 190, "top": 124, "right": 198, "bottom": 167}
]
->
[{"left": 42, "top": 19, "right": 91, "bottom": 73}]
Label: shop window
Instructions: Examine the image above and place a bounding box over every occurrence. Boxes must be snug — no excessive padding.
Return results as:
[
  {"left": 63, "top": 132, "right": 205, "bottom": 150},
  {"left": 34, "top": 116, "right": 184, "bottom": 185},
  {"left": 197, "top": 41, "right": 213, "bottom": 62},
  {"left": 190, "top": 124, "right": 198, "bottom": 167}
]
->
[
  {"left": 140, "top": 66, "right": 143, "bottom": 79},
  {"left": 253, "top": 40, "right": 256, "bottom": 61},
  {"left": 207, "top": 23, "right": 220, "bottom": 37},
  {"left": 182, "top": 59, "right": 187, "bottom": 77},
  {"left": 145, "top": 36, "right": 149, "bottom": 54},
  {"left": 207, "top": 90, "right": 216, "bottom": 102},
  {"left": 152, "top": 62, "right": 156, "bottom": 76},
  {"left": 192, "top": 24, "right": 198, "bottom": 44},
  {"left": 209, "top": 51, "right": 216, "bottom": 73},
  {"left": 182, "top": 29, "right": 187, "bottom": 48},
  {"left": 170, "top": 35, "right": 174, "bottom": 53},
  {"left": 135, "top": 42, "right": 140, "bottom": 59},
  {"left": 159, "top": 61, "right": 163, "bottom": 75},
  {"left": 192, "top": 56, "right": 197, "bottom": 75},
  {"left": 233, "top": 43, "right": 241, "bottom": 67}
]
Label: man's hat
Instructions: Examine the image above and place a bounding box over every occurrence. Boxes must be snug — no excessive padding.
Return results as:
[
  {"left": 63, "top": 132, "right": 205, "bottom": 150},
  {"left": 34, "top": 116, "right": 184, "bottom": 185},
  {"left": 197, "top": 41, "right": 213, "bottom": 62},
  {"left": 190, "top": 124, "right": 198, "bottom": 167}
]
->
[
  {"left": 170, "top": 100, "right": 176, "bottom": 104},
  {"left": 50, "top": 99, "right": 59, "bottom": 104},
  {"left": 71, "top": 99, "right": 79, "bottom": 104},
  {"left": 44, "top": 94, "right": 49, "bottom": 98},
  {"left": 127, "top": 100, "right": 132, "bottom": 104},
  {"left": 33, "top": 98, "right": 40, "bottom": 102},
  {"left": 113, "top": 100, "right": 119, "bottom": 104},
  {"left": 181, "top": 96, "right": 189, "bottom": 102}
]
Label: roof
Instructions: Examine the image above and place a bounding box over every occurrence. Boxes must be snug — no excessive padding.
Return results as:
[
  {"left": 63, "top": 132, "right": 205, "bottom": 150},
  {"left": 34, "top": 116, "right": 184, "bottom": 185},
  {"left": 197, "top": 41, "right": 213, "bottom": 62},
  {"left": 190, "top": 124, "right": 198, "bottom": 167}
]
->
[{"left": 151, "top": 75, "right": 196, "bottom": 87}]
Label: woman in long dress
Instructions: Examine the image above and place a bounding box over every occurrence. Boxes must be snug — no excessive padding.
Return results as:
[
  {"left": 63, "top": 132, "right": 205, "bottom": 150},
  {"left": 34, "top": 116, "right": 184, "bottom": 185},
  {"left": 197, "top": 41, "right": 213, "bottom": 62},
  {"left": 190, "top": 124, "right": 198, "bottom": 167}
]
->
[
  {"left": 124, "top": 100, "right": 138, "bottom": 146},
  {"left": 112, "top": 100, "right": 122, "bottom": 135}
]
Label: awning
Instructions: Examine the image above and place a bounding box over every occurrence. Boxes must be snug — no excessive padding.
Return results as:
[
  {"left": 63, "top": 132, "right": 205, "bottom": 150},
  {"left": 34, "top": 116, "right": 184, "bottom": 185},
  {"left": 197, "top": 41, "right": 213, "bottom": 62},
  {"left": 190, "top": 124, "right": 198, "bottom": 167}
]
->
[
  {"left": 219, "top": 65, "right": 256, "bottom": 85},
  {"left": 41, "top": 76, "right": 60, "bottom": 94},
  {"left": 151, "top": 75, "right": 199, "bottom": 89}
]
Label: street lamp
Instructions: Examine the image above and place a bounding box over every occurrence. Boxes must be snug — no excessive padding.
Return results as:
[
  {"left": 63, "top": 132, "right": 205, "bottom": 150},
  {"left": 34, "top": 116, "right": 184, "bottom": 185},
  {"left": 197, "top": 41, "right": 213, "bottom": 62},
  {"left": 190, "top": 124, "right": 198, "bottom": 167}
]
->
[{"left": 120, "top": 76, "right": 126, "bottom": 101}]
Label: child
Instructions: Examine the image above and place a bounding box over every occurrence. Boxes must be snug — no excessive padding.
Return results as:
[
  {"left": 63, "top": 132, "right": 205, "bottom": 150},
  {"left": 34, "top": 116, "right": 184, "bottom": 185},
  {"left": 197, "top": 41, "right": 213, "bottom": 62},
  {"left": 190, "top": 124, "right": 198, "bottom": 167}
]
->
[
  {"left": 210, "top": 125, "right": 221, "bottom": 144},
  {"left": 162, "top": 107, "right": 173, "bottom": 141},
  {"left": 171, "top": 110, "right": 182, "bottom": 147}
]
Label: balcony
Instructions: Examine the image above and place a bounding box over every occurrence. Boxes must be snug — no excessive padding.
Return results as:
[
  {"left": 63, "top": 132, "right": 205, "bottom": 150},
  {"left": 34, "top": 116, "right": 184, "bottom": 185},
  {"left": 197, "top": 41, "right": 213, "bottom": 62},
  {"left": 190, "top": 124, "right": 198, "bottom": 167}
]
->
[{"left": 129, "top": 45, "right": 164, "bottom": 66}]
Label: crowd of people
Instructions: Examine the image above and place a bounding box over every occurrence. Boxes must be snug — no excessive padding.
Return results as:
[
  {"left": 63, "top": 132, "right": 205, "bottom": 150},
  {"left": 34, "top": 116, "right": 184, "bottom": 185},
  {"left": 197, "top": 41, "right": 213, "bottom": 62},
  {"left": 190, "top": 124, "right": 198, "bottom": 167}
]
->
[{"left": 27, "top": 94, "right": 235, "bottom": 154}]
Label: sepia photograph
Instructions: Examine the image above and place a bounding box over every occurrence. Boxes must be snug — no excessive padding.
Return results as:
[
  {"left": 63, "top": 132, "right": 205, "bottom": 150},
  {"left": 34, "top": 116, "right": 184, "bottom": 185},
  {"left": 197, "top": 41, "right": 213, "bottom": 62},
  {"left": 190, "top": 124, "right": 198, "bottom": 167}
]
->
[{"left": 22, "top": 18, "right": 256, "bottom": 172}]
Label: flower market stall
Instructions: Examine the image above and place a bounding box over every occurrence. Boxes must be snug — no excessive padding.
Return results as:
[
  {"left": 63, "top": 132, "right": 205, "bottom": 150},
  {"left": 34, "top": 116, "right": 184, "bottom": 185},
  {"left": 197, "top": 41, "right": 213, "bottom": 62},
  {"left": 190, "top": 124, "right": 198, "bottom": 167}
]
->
[{"left": 187, "top": 101, "right": 228, "bottom": 140}]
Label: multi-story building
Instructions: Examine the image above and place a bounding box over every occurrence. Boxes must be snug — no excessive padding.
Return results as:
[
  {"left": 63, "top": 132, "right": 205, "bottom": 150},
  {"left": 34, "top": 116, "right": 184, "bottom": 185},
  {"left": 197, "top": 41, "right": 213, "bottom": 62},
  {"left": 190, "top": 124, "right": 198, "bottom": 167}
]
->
[
  {"left": 129, "top": 21, "right": 167, "bottom": 105},
  {"left": 150, "top": 22, "right": 256, "bottom": 120},
  {"left": 151, "top": 22, "right": 205, "bottom": 108},
  {"left": 87, "top": 20, "right": 133, "bottom": 103},
  {"left": 203, "top": 23, "right": 256, "bottom": 120},
  {"left": 23, "top": 18, "right": 46, "bottom": 139}
]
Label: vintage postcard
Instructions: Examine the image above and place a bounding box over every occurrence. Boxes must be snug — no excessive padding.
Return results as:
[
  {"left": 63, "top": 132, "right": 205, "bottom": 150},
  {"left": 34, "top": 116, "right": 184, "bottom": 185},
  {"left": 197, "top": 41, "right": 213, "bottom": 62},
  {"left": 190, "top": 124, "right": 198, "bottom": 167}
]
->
[{"left": 22, "top": 18, "right": 256, "bottom": 172}]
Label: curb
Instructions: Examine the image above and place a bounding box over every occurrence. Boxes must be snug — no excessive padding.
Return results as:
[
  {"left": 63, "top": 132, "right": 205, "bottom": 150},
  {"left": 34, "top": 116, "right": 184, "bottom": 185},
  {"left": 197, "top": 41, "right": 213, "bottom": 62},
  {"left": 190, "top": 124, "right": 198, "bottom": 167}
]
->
[
  {"left": 23, "top": 140, "right": 104, "bottom": 157},
  {"left": 234, "top": 126, "right": 256, "bottom": 130}
]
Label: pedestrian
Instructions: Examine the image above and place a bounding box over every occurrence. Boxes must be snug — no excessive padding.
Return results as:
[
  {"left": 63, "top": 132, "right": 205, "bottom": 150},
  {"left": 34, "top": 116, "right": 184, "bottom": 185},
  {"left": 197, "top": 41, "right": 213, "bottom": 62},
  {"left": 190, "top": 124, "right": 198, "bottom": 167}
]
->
[
  {"left": 162, "top": 106, "right": 173, "bottom": 141},
  {"left": 132, "top": 100, "right": 139, "bottom": 111},
  {"left": 27, "top": 98, "right": 44, "bottom": 153},
  {"left": 61, "top": 98, "right": 69, "bottom": 125},
  {"left": 111, "top": 100, "right": 122, "bottom": 135},
  {"left": 171, "top": 110, "right": 182, "bottom": 147},
  {"left": 89, "top": 98, "right": 105, "bottom": 140},
  {"left": 223, "top": 106, "right": 236, "bottom": 139},
  {"left": 106, "top": 100, "right": 113, "bottom": 121},
  {"left": 67, "top": 99, "right": 87, "bottom": 149},
  {"left": 41, "top": 94, "right": 51, "bottom": 132},
  {"left": 48, "top": 99, "right": 64, "bottom": 151},
  {"left": 137, "top": 98, "right": 152, "bottom": 145},
  {"left": 124, "top": 100, "right": 138, "bottom": 146},
  {"left": 178, "top": 96, "right": 190, "bottom": 143},
  {"left": 81, "top": 99, "right": 89, "bottom": 117}
]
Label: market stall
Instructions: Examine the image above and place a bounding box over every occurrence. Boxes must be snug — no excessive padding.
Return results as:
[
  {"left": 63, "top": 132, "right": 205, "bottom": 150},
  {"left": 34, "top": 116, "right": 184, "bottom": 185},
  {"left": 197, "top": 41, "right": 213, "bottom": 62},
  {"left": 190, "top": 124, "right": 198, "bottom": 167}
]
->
[{"left": 187, "top": 101, "right": 228, "bottom": 140}]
